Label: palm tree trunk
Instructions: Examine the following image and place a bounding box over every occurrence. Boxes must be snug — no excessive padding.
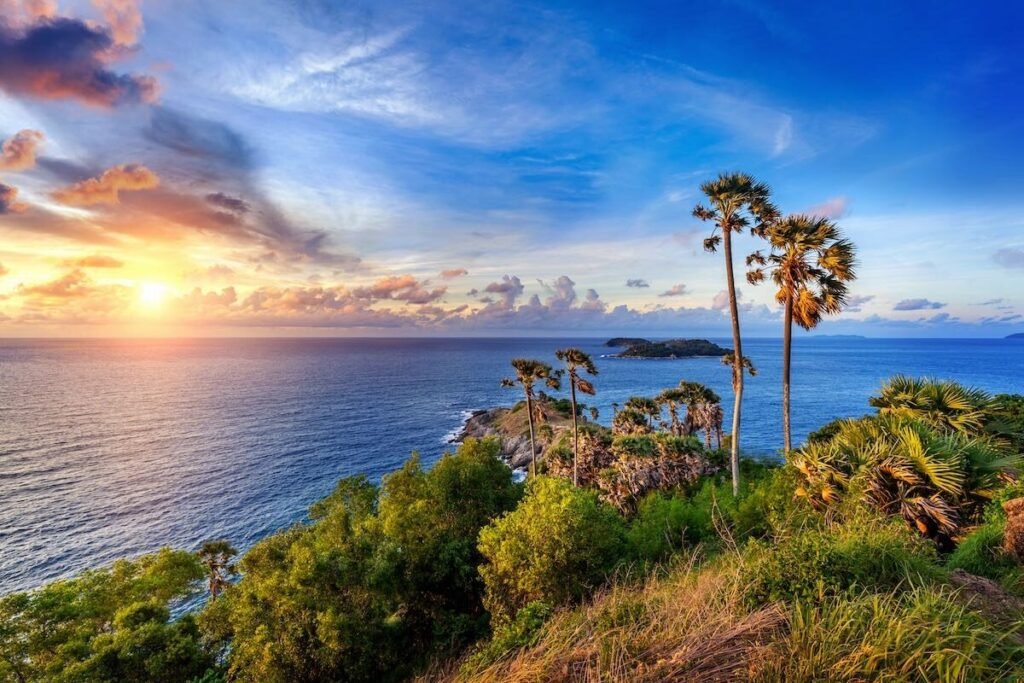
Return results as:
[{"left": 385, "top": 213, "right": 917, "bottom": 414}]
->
[
  {"left": 525, "top": 392, "right": 538, "bottom": 478},
  {"left": 782, "top": 292, "right": 793, "bottom": 453},
  {"left": 723, "top": 228, "right": 743, "bottom": 496},
  {"left": 570, "top": 379, "right": 579, "bottom": 486}
]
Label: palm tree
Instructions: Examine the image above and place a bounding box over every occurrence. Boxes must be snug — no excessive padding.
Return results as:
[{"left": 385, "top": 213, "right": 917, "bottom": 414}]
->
[
  {"left": 656, "top": 388, "right": 688, "bottom": 435},
  {"left": 868, "top": 375, "right": 993, "bottom": 438},
  {"left": 625, "top": 396, "right": 661, "bottom": 429},
  {"left": 677, "top": 381, "right": 723, "bottom": 448},
  {"left": 694, "top": 172, "right": 778, "bottom": 495},
  {"left": 502, "top": 358, "right": 561, "bottom": 477},
  {"left": 747, "top": 215, "right": 857, "bottom": 452},
  {"left": 790, "top": 415, "right": 1021, "bottom": 545},
  {"left": 198, "top": 539, "right": 238, "bottom": 600},
  {"left": 555, "top": 348, "right": 598, "bottom": 486}
]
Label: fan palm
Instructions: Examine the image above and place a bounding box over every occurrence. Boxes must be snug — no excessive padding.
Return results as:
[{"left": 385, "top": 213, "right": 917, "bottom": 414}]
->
[
  {"left": 790, "top": 415, "right": 1020, "bottom": 544},
  {"left": 694, "top": 172, "right": 778, "bottom": 495},
  {"left": 625, "top": 396, "right": 661, "bottom": 429},
  {"left": 869, "top": 375, "right": 993, "bottom": 438},
  {"left": 677, "top": 381, "right": 723, "bottom": 448},
  {"left": 555, "top": 347, "right": 598, "bottom": 486},
  {"left": 747, "top": 215, "right": 857, "bottom": 452},
  {"left": 656, "top": 388, "right": 688, "bottom": 435},
  {"left": 502, "top": 358, "right": 561, "bottom": 477}
]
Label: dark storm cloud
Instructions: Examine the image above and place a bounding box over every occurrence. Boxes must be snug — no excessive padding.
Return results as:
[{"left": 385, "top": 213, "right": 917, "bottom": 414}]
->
[{"left": 0, "top": 18, "right": 157, "bottom": 107}]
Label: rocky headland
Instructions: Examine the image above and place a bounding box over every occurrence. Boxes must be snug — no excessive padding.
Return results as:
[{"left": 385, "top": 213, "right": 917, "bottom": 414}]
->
[{"left": 608, "top": 337, "right": 732, "bottom": 358}]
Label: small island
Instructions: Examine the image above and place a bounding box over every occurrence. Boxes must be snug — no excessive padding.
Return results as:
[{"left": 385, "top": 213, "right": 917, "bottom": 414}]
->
[
  {"left": 1008, "top": 333, "right": 1024, "bottom": 339},
  {"left": 608, "top": 337, "right": 732, "bottom": 358}
]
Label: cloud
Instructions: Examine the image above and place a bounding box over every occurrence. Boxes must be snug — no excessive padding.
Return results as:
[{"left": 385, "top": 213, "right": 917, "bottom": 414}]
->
[
  {"left": 0, "top": 262, "right": 8, "bottom": 276},
  {"left": 712, "top": 289, "right": 742, "bottom": 310},
  {"left": 482, "top": 275, "right": 525, "bottom": 309},
  {"left": 0, "top": 129, "right": 44, "bottom": 170},
  {"left": 893, "top": 298, "right": 946, "bottom": 311},
  {"left": 351, "top": 274, "right": 446, "bottom": 304},
  {"left": 994, "top": 248, "right": 1024, "bottom": 269},
  {"left": 52, "top": 164, "right": 159, "bottom": 205},
  {"left": 844, "top": 294, "right": 875, "bottom": 312},
  {"left": 659, "top": 283, "right": 688, "bottom": 297},
  {"left": 0, "top": 17, "right": 158, "bottom": 107},
  {"left": 804, "top": 196, "right": 849, "bottom": 219},
  {"left": 0, "top": 182, "right": 27, "bottom": 213},
  {"left": 440, "top": 268, "right": 468, "bottom": 279},
  {"left": 91, "top": 0, "right": 143, "bottom": 47},
  {"left": 625, "top": 278, "right": 650, "bottom": 288},
  {"left": 0, "top": 1, "right": 57, "bottom": 25},
  {"left": 63, "top": 254, "right": 123, "bottom": 268},
  {"left": 17, "top": 269, "right": 92, "bottom": 299},
  {"left": 205, "top": 192, "right": 250, "bottom": 214},
  {"left": 974, "top": 298, "right": 1004, "bottom": 306}
]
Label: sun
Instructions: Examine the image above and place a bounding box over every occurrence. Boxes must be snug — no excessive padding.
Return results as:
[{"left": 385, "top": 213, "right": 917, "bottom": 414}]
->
[{"left": 138, "top": 282, "right": 168, "bottom": 308}]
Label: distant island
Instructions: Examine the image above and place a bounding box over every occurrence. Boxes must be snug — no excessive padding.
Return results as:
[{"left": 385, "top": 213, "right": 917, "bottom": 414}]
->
[
  {"left": 606, "top": 337, "right": 732, "bottom": 358},
  {"left": 1008, "top": 333, "right": 1024, "bottom": 339}
]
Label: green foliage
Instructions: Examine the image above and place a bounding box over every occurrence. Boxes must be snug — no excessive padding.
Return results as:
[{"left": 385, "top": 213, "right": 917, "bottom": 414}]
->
[
  {"left": 990, "top": 393, "right": 1024, "bottom": 453},
  {"left": 869, "top": 375, "right": 994, "bottom": 437},
  {"left": 627, "top": 466, "right": 805, "bottom": 563},
  {"left": 946, "top": 521, "right": 1023, "bottom": 592},
  {"left": 460, "top": 601, "right": 554, "bottom": 673},
  {"left": 790, "top": 414, "right": 1022, "bottom": 541},
  {"left": 0, "top": 548, "right": 207, "bottom": 683},
  {"left": 740, "top": 517, "right": 942, "bottom": 606},
  {"left": 760, "top": 586, "right": 1024, "bottom": 682},
  {"left": 215, "top": 437, "right": 519, "bottom": 683},
  {"left": 805, "top": 417, "right": 847, "bottom": 444},
  {"left": 478, "top": 476, "right": 627, "bottom": 625}
]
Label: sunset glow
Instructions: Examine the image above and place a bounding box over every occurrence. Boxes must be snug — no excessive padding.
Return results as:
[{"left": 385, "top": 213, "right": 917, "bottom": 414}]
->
[{"left": 0, "top": 1, "right": 1021, "bottom": 338}]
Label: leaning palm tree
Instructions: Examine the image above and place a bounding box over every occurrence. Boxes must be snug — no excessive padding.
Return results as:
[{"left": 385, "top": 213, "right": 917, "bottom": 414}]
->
[
  {"left": 748, "top": 215, "right": 857, "bottom": 452},
  {"left": 555, "top": 348, "right": 598, "bottom": 486},
  {"left": 694, "top": 172, "right": 778, "bottom": 494},
  {"left": 198, "top": 539, "right": 238, "bottom": 600},
  {"left": 502, "top": 358, "right": 561, "bottom": 477}
]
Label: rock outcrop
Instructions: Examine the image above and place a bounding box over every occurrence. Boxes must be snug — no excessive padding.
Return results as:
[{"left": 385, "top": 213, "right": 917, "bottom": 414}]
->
[{"left": 1003, "top": 497, "right": 1024, "bottom": 562}]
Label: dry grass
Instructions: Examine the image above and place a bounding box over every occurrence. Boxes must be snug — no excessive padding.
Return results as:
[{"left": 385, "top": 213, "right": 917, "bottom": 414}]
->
[{"left": 431, "top": 551, "right": 785, "bottom": 683}]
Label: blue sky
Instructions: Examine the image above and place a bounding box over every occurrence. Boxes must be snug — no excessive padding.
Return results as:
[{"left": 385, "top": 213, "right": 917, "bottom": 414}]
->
[{"left": 0, "top": 0, "right": 1022, "bottom": 336}]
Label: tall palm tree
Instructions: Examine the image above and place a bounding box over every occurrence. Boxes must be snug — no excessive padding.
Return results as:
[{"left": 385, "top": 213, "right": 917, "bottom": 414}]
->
[
  {"left": 694, "top": 172, "right": 777, "bottom": 495},
  {"left": 677, "top": 381, "right": 723, "bottom": 448},
  {"left": 748, "top": 215, "right": 856, "bottom": 452},
  {"left": 502, "top": 358, "right": 561, "bottom": 477},
  {"left": 198, "top": 539, "right": 238, "bottom": 600},
  {"left": 555, "top": 348, "right": 598, "bottom": 486}
]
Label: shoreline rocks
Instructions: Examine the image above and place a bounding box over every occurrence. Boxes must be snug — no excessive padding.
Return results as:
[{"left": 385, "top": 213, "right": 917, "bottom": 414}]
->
[{"left": 451, "top": 407, "right": 534, "bottom": 470}]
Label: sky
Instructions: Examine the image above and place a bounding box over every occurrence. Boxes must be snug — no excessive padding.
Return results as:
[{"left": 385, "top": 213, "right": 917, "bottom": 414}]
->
[{"left": 0, "top": 0, "right": 1022, "bottom": 337}]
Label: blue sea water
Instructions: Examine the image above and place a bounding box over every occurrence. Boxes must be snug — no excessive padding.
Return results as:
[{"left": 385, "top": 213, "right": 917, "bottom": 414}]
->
[{"left": 1, "top": 336, "right": 1022, "bottom": 594}]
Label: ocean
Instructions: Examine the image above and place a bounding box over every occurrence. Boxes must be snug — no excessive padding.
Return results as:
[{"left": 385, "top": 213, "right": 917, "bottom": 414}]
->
[{"left": 1, "top": 336, "right": 1022, "bottom": 594}]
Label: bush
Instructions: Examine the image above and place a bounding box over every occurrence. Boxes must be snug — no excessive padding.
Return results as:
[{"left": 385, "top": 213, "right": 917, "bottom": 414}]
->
[
  {"left": 947, "top": 522, "right": 1024, "bottom": 592},
  {"left": 478, "top": 476, "right": 628, "bottom": 625},
  {"left": 460, "top": 601, "right": 554, "bottom": 673},
  {"left": 755, "top": 586, "right": 1024, "bottom": 682},
  {"left": 740, "top": 517, "right": 942, "bottom": 606},
  {"left": 0, "top": 549, "right": 208, "bottom": 683},
  {"left": 216, "top": 437, "right": 520, "bottom": 682}
]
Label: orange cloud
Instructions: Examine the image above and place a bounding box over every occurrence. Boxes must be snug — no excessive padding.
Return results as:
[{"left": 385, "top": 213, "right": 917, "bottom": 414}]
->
[
  {"left": 53, "top": 164, "right": 159, "bottom": 205},
  {"left": 91, "top": 0, "right": 143, "bottom": 47},
  {"left": 440, "top": 268, "right": 468, "bottom": 279},
  {"left": 0, "top": 182, "right": 28, "bottom": 214},
  {"left": 64, "top": 254, "right": 124, "bottom": 268},
  {"left": 0, "top": 129, "right": 44, "bottom": 171}
]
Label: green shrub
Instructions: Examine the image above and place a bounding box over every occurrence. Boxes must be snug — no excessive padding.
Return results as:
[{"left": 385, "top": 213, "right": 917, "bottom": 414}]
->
[
  {"left": 460, "top": 601, "right": 553, "bottom": 673},
  {"left": 947, "top": 522, "right": 1023, "bottom": 593},
  {"left": 628, "top": 492, "right": 714, "bottom": 561},
  {"left": 740, "top": 518, "right": 942, "bottom": 606},
  {"left": 478, "top": 476, "right": 628, "bottom": 625},
  {"left": 217, "top": 437, "right": 520, "bottom": 683}
]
